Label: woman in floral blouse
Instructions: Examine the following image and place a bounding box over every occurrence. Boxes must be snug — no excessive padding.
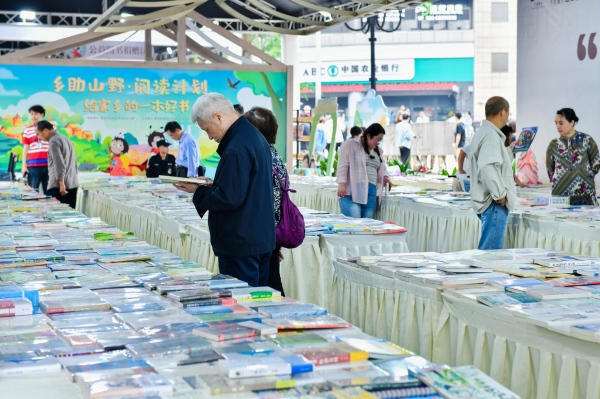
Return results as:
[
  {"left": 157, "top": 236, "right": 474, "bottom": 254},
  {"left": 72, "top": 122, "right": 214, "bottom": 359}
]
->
[
  {"left": 245, "top": 107, "right": 286, "bottom": 295},
  {"left": 546, "top": 108, "right": 600, "bottom": 205}
]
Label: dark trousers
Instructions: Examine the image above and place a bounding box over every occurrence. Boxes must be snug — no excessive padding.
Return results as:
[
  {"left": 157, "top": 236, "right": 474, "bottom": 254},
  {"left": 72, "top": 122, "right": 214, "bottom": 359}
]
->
[
  {"left": 48, "top": 187, "right": 78, "bottom": 209},
  {"left": 27, "top": 166, "right": 49, "bottom": 195},
  {"left": 218, "top": 252, "right": 271, "bottom": 287},
  {"left": 400, "top": 146, "right": 411, "bottom": 165},
  {"left": 268, "top": 247, "right": 285, "bottom": 296},
  {"left": 176, "top": 165, "right": 205, "bottom": 177}
]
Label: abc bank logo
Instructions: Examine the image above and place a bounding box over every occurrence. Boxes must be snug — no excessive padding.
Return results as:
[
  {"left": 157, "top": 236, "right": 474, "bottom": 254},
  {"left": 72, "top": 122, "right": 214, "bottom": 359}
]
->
[{"left": 327, "top": 65, "right": 339, "bottom": 77}]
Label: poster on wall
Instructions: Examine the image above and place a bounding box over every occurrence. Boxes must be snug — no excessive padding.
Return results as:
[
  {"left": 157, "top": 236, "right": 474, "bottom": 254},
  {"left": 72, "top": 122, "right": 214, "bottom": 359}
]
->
[
  {"left": 517, "top": 0, "right": 600, "bottom": 183},
  {"left": 0, "top": 64, "right": 287, "bottom": 178}
]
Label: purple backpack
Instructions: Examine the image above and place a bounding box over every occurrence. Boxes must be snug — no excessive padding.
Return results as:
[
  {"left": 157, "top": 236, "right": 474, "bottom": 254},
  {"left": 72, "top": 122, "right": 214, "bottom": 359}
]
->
[{"left": 272, "top": 166, "right": 305, "bottom": 249}]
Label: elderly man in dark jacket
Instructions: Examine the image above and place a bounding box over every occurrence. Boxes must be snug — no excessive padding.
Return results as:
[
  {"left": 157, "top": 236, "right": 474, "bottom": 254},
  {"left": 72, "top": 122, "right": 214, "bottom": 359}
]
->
[{"left": 174, "top": 93, "right": 275, "bottom": 287}]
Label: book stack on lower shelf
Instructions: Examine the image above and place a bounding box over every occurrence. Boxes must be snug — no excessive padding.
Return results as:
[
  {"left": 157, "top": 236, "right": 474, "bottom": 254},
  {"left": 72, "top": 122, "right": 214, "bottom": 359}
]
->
[{"left": 0, "top": 182, "right": 518, "bottom": 399}]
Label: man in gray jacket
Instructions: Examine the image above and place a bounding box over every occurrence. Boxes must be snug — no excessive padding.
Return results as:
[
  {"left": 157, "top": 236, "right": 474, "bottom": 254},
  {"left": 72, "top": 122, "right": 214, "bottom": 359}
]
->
[
  {"left": 469, "top": 96, "right": 516, "bottom": 249},
  {"left": 35, "top": 121, "right": 79, "bottom": 208}
]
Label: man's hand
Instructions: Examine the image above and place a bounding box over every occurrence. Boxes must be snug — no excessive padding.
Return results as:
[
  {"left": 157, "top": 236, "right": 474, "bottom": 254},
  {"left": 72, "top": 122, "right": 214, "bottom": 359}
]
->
[
  {"left": 496, "top": 196, "right": 506, "bottom": 207},
  {"left": 337, "top": 183, "right": 346, "bottom": 198},
  {"left": 173, "top": 182, "right": 200, "bottom": 193},
  {"left": 279, "top": 250, "right": 284, "bottom": 262},
  {"left": 59, "top": 182, "right": 68, "bottom": 196},
  {"left": 21, "top": 166, "right": 28, "bottom": 175},
  {"left": 458, "top": 169, "right": 466, "bottom": 175},
  {"left": 192, "top": 177, "right": 213, "bottom": 186}
]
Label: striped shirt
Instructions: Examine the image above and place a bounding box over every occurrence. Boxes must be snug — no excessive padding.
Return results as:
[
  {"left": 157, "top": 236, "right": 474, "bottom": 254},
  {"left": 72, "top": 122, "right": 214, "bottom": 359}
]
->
[{"left": 22, "top": 124, "right": 49, "bottom": 167}]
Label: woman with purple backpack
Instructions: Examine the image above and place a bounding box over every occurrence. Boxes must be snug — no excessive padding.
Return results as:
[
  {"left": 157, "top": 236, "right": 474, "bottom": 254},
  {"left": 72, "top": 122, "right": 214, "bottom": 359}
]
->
[{"left": 245, "top": 107, "right": 291, "bottom": 295}]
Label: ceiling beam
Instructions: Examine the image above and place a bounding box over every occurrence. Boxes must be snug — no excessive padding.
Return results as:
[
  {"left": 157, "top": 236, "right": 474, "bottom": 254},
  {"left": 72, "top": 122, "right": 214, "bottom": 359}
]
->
[
  {"left": 188, "top": 10, "right": 284, "bottom": 67},
  {"left": 0, "top": 30, "right": 118, "bottom": 59},
  {"left": 177, "top": 17, "right": 187, "bottom": 63},
  {"left": 88, "top": 0, "right": 132, "bottom": 32},
  {"left": 155, "top": 24, "right": 230, "bottom": 64}
]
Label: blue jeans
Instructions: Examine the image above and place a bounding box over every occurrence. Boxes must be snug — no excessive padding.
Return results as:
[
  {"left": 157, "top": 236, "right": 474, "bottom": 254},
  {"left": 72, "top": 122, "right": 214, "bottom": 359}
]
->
[
  {"left": 477, "top": 201, "right": 509, "bottom": 250},
  {"left": 27, "top": 166, "right": 48, "bottom": 195},
  {"left": 218, "top": 252, "right": 271, "bottom": 287},
  {"left": 339, "top": 184, "right": 377, "bottom": 219}
]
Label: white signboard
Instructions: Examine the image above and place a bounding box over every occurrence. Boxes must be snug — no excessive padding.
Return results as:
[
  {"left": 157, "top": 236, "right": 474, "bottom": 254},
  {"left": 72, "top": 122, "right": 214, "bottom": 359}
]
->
[
  {"left": 300, "top": 59, "right": 415, "bottom": 83},
  {"left": 66, "top": 41, "right": 147, "bottom": 61},
  {"left": 517, "top": 0, "right": 600, "bottom": 183}
]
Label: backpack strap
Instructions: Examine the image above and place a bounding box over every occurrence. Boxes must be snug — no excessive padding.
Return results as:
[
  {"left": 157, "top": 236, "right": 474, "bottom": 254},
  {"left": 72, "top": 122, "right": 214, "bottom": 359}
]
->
[{"left": 272, "top": 165, "right": 294, "bottom": 193}]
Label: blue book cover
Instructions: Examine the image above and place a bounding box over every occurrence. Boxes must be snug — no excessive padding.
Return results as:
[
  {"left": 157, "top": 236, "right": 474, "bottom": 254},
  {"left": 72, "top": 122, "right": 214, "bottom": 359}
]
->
[{"left": 258, "top": 304, "right": 327, "bottom": 319}]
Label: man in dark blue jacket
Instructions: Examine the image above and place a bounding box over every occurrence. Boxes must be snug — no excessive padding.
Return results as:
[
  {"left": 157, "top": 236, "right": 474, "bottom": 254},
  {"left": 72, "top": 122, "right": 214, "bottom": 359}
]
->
[{"left": 174, "top": 93, "right": 275, "bottom": 287}]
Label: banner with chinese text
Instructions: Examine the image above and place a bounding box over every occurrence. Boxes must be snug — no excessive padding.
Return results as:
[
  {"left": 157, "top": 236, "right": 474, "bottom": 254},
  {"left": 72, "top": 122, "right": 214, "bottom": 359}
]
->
[{"left": 0, "top": 64, "right": 287, "bottom": 177}]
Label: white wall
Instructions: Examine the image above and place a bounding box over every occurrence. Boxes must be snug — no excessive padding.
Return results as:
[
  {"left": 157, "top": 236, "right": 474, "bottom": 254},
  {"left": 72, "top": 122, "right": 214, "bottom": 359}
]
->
[
  {"left": 517, "top": 0, "right": 600, "bottom": 183},
  {"left": 298, "top": 30, "right": 475, "bottom": 62},
  {"left": 473, "top": 0, "right": 518, "bottom": 121}
]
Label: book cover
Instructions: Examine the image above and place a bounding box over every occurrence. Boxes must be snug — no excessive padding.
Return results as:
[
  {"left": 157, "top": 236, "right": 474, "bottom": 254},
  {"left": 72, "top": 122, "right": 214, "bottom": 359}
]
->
[
  {"left": 125, "top": 336, "right": 212, "bottom": 357},
  {"left": 85, "top": 373, "right": 172, "bottom": 399},
  {"left": 230, "top": 287, "right": 282, "bottom": 300},
  {"left": 337, "top": 337, "right": 413, "bottom": 358},
  {"left": 550, "top": 276, "right": 600, "bottom": 287},
  {"left": 288, "top": 343, "right": 369, "bottom": 366},
  {"left": 268, "top": 331, "right": 329, "bottom": 347},
  {"left": 237, "top": 320, "right": 278, "bottom": 335},
  {"left": 0, "top": 356, "right": 62, "bottom": 376},
  {"left": 415, "top": 366, "right": 520, "bottom": 399},
  {"left": 220, "top": 352, "right": 313, "bottom": 378},
  {"left": 526, "top": 286, "right": 592, "bottom": 300},
  {"left": 533, "top": 256, "right": 594, "bottom": 268},
  {"left": 192, "top": 325, "right": 256, "bottom": 342},
  {"left": 258, "top": 304, "right": 328, "bottom": 319}
]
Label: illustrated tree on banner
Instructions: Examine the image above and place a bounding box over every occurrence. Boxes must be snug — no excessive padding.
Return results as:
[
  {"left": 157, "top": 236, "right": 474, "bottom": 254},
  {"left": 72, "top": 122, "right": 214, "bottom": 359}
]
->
[
  {"left": 233, "top": 71, "right": 287, "bottom": 158},
  {"left": 354, "top": 89, "right": 389, "bottom": 128},
  {"left": 308, "top": 98, "right": 338, "bottom": 176}
]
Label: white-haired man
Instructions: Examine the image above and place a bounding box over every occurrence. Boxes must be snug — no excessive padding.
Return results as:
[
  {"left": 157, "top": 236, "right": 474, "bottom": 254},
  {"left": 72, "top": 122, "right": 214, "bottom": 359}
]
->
[{"left": 174, "top": 93, "right": 275, "bottom": 287}]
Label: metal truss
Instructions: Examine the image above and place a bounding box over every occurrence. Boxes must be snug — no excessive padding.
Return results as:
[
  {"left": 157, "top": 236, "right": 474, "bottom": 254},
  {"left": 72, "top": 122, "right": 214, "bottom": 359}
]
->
[{"left": 0, "top": 11, "right": 98, "bottom": 26}]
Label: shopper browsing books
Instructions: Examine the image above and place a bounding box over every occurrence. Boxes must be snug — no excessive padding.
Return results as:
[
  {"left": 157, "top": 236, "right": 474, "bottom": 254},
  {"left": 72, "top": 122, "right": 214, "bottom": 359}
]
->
[
  {"left": 469, "top": 96, "right": 516, "bottom": 250},
  {"left": 21, "top": 105, "right": 49, "bottom": 194},
  {"left": 174, "top": 93, "right": 275, "bottom": 287},
  {"left": 546, "top": 108, "right": 600, "bottom": 205},
  {"left": 164, "top": 121, "right": 203, "bottom": 178},
  {"left": 35, "top": 120, "right": 79, "bottom": 208},
  {"left": 245, "top": 106, "right": 286, "bottom": 296},
  {"left": 337, "top": 123, "right": 391, "bottom": 219},
  {"left": 146, "top": 140, "right": 176, "bottom": 178}
]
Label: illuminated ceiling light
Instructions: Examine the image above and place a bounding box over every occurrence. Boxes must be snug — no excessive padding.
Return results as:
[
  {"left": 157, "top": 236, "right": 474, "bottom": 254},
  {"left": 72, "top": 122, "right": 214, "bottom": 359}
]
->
[
  {"left": 20, "top": 10, "right": 36, "bottom": 21},
  {"left": 120, "top": 12, "right": 133, "bottom": 22},
  {"left": 166, "top": 47, "right": 173, "bottom": 55}
]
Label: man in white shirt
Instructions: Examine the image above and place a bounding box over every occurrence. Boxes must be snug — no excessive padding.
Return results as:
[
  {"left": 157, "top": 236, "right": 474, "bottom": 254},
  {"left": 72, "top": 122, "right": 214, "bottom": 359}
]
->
[
  {"left": 416, "top": 111, "right": 429, "bottom": 124},
  {"left": 469, "top": 96, "right": 516, "bottom": 250}
]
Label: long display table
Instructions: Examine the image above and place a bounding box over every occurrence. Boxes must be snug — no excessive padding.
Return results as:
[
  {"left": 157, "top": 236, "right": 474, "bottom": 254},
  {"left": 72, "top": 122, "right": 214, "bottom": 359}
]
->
[
  {"left": 331, "top": 259, "right": 600, "bottom": 399},
  {"left": 76, "top": 187, "right": 408, "bottom": 308}
]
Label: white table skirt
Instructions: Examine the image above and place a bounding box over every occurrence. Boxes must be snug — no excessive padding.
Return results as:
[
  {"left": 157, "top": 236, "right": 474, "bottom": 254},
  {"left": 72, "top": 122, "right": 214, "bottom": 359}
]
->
[
  {"left": 331, "top": 260, "right": 600, "bottom": 399},
  {"left": 330, "top": 260, "right": 443, "bottom": 361},
  {"left": 78, "top": 189, "right": 408, "bottom": 308},
  {"left": 438, "top": 294, "right": 600, "bottom": 399},
  {"left": 516, "top": 215, "right": 600, "bottom": 256}
]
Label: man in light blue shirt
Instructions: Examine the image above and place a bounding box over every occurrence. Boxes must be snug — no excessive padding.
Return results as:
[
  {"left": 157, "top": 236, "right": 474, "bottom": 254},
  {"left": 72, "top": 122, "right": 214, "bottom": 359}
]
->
[
  {"left": 395, "top": 114, "right": 415, "bottom": 165},
  {"left": 165, "top": 121, "right": 202, "bottom": 177}
]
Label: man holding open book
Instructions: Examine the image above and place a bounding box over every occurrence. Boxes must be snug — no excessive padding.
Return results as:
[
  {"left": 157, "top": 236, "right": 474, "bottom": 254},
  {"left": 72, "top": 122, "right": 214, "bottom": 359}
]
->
[{"left": 173, "top": 93, "right": 275, "bottom": 287}]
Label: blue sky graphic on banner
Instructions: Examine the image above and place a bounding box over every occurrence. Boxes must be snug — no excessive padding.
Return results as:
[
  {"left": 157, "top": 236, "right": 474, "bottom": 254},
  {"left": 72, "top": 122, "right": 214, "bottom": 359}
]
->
[{"left": 0, "top": 64, "right": 287, "bottom": 178}]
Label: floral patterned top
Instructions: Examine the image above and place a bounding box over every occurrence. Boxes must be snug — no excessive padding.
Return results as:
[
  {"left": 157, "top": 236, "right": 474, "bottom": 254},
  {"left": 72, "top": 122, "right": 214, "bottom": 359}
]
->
[
  {"left": 546, "top": 132, "right": 600, "bottom": 205},
  {"left": 271, "top": 145, "right": 287, "bottom": 227}
]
